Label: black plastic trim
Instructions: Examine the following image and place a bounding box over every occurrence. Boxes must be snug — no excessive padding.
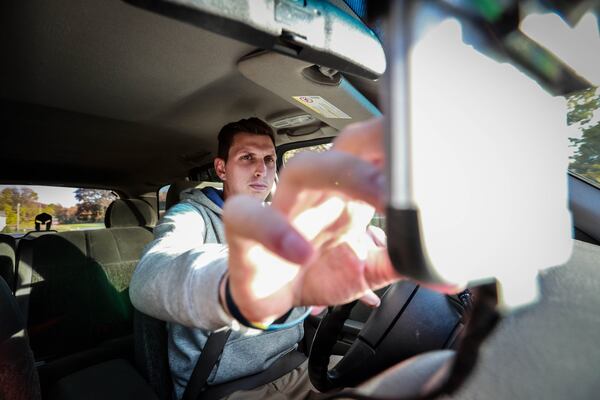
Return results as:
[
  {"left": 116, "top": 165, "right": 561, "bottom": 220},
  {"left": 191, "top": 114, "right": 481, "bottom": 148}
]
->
[{"left": 386, "top": 207, "right": 446, "bottom": 284}]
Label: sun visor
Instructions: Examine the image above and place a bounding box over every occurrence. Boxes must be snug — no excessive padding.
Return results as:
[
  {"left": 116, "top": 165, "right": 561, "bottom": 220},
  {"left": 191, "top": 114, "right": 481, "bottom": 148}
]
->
[
  {"left": 238, "top": 51, "right": 380, "bottom": 130},
  {"left": 125, "top": 0, "right": 385, "bottom": 80}
]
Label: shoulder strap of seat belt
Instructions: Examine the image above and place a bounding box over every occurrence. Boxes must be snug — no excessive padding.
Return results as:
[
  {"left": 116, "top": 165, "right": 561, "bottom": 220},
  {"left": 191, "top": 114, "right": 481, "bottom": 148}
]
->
[
  {"left": 182, "top": 329, "right": 231, "bottom": 400},
  {"left": 197, "top": 350, "right": 307, "bottom": 400}
]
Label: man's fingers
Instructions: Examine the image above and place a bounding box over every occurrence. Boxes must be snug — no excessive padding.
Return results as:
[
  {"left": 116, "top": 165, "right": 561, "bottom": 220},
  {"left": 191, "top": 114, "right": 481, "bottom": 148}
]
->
[
  {"left": 359, "top": 290, "right": 381, "bottom": 308},
  {"left": 333, "top": 117, "right": 384, "bottom": 165},
  {"left": 223, "top": 195, "right": 314, "bottom": 265},
  {"left": 311, "top": 306, "right": 327, "bottom": 316},
  {"left": 364, "top": 247, "right": 402, "bottom": 289},
  {"left": 367, "top": 225, "right": 387, "bottom": 247},
  {"left": 273, "top": 150, "right": 385, "bottom": 216}
]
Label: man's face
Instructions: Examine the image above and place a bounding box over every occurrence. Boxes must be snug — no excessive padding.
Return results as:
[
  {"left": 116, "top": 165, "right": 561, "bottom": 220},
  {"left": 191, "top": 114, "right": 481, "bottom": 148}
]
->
[{"left": 215, "top": 132, "right": 276, "bottom": 201}]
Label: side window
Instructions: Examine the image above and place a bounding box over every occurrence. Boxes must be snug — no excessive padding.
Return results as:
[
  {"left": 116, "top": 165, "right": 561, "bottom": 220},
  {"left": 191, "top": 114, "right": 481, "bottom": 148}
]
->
[
  {"left": 370, "top": 212, "right": 386, "bottom": 231},
  {"left": 281, "top": 142, "right": 385, "bottom": 230},
  {"left": 0, "top": 185, "right": 117, "bottom": 236},
  {"left": 158, "top": 185, "right": 170, "bottom": 219},
  {"left": 282, "top": 143, "right": 332, "bottom": 165}
]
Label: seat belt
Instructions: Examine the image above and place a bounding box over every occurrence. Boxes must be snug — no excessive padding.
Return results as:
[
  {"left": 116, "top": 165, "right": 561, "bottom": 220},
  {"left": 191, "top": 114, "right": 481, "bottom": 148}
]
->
[
  {"left": 181, "top": 329, "right": 231, "bottom": 400},
  {"left": 182, "top": 329, "right": 307, "bottom": 400},
  {"left": 197, "top": 350, "right": 307, "bottom": 400}
]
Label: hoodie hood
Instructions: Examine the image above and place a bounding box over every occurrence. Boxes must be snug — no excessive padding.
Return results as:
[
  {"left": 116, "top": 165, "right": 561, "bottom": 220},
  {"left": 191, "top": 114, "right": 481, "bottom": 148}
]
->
[{"left": 179, "top": 187, "right": 224, "bottom": 216}]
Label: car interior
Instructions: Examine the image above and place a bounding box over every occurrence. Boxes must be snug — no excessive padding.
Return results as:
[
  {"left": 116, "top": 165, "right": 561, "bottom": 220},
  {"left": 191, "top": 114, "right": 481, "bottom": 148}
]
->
[{"left": 1, "top": 0, "right": 600, "bottom": 400}]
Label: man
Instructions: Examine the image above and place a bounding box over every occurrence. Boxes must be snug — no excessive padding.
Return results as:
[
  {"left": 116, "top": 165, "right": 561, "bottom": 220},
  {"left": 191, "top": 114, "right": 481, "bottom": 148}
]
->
[{"left": 131, "top": 117, "right": 400, "bottom": 399}]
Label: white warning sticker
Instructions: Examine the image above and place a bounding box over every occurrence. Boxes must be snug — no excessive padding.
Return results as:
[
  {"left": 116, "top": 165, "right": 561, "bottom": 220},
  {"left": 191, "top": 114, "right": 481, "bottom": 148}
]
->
[{"left": 292, "top": 96, "right": 351, "bottom": 119}]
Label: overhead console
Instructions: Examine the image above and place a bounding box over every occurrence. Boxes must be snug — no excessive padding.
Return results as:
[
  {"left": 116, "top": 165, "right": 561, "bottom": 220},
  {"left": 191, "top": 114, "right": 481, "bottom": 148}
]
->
[
  {"left": 126, "top": 0, "right": 383, "bottom": 139},
  {"left": 125, "top": 0, "right": 385, "bottom": 80}
]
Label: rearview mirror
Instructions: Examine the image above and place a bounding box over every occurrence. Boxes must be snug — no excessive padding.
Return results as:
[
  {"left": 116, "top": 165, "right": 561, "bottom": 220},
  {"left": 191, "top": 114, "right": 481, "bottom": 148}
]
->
[{"left": 383, "top": 1, "right": 580, "bottom": 309}]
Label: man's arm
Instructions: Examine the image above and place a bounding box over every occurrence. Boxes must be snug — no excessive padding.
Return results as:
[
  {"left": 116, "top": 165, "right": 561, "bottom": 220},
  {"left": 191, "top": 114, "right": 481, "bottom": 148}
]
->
[{"left": 130, "top": 202, "right": 233, "bottom": 331}]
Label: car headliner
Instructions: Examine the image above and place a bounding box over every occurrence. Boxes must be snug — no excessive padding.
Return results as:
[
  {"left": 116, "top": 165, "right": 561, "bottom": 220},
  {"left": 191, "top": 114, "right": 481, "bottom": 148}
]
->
[{"left": 0, "top": 0, "right": 379, "bottom": 196}]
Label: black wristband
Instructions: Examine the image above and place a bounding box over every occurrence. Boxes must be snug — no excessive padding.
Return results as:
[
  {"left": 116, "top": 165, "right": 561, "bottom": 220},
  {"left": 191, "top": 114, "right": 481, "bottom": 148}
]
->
[{"left": 224, "top": 277, "right": 310, "bottom": 331}]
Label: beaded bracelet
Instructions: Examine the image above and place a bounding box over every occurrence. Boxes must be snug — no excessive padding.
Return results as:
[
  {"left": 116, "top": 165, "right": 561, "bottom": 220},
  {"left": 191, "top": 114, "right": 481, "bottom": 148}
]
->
[{"left": 224, "top": 278, "right": 312, "bottom": 331}]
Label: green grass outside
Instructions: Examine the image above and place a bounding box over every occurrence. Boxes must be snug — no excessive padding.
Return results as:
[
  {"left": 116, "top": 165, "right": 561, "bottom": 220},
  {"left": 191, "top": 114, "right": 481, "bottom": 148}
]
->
[
  {"left": 2, "top": 222, "right": 106, "bottom": 234},
  {"left": 54, "top": 223, "right": 105, "bottom": 232}
]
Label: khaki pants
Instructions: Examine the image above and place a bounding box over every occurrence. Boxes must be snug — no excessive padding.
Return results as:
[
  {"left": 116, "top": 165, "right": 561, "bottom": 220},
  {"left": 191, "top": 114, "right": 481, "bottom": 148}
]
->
[{"left": 222, "top": 357, "right": 342, "bottom": 400}]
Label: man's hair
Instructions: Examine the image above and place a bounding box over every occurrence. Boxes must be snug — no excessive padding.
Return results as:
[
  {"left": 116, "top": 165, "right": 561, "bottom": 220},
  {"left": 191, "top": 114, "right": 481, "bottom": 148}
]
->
[{"left": 217, "top": 118, "right": 275, "bottom": 161}]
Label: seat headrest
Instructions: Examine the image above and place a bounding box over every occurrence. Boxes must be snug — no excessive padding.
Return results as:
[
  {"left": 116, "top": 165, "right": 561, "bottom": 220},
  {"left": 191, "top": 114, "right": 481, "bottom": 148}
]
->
[
  {"left": 105, "top": 199, "right": 157, "bottom": 228},
  {"left": 165, "top": 180, "right": 202, "bottom": 211},
  {"left": 0, "top": 277, "right": 24, "bottom": 343}
]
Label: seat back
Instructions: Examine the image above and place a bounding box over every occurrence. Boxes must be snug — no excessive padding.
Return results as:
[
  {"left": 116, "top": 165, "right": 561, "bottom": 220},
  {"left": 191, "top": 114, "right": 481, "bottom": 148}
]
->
[
  {"left": 0, "top": 234, "right": 16, "bottom": 292},
  {"left": 0, "top": 276, "right": 41, "bottom": 400},
  {"left": 134, "top": 310, "right": 173, "bottom": 400},
  {"left": 104, "top": 199, "right": 157, "bottom": 229},
  {"left": 15, "top": 199, "right": 156, "bottom": 362},
  {"left": 165, "top": 180, "right": 202, "bottom": 211},
  {"left": 165, "top": 180, "right": 223, "bottom": 211}
]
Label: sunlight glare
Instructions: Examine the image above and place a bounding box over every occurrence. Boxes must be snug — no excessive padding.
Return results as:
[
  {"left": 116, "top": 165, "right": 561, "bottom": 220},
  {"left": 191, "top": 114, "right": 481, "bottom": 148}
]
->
[
  {"left": 247, "top": 244, "right": 299, "bottom": 299},
  {"left": 410, "top": 18, "right": 573, "bottom": 309}
]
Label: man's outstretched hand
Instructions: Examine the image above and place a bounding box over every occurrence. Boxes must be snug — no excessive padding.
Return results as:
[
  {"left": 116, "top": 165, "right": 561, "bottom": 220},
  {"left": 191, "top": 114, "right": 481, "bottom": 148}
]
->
[{"left": 223, "top": 118, "right": 400, "bottom": 325}]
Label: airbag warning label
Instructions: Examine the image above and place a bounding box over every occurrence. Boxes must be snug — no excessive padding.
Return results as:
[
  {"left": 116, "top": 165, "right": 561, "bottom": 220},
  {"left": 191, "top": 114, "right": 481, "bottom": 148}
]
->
[{"left": 292, "top": 96, "right": 351, "bottom": 119}]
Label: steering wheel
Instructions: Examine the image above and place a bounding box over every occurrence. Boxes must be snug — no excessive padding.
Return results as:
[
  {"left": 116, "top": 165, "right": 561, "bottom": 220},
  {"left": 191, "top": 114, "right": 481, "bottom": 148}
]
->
[{"left": 308, "top": 281, "right": 466, "bottom": 392}]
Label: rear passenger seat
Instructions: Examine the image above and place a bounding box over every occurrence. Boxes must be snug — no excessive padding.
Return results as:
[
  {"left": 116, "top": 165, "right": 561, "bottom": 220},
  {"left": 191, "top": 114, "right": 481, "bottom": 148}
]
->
[
  {"left": 1, "top": 275, "right": 158, "bottom": 400},
  {"left": 0, "top": 234, "right": 16, "bottom": 291},
  {"left": 15, "top": 199, "right": 156, "bottom": 362}
]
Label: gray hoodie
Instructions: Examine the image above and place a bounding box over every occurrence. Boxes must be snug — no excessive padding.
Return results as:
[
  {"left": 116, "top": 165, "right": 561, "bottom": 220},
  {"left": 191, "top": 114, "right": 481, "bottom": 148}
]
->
[{"left": 130, "top": 188, "right": 304, "bottom": 399}]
